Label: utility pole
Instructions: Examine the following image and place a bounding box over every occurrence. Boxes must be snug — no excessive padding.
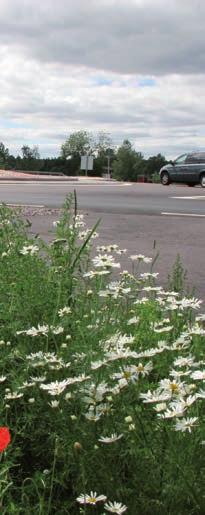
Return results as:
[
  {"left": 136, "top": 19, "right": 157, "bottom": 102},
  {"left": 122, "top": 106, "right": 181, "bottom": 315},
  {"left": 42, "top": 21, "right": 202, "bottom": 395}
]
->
[
  {"left": 106, "top": 148, "right": 112, "bottom": 179},
  {"left": 85, "top": 154, "right": 88, "bottom": 177}
]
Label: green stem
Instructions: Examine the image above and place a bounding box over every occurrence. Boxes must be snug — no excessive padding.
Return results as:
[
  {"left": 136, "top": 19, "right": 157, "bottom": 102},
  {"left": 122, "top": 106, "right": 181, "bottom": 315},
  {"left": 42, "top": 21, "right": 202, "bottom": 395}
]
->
[
  {"left": 166, "top": 429, "right": 202, "bottom": 511},
  {"left": 52, "top": 279, "right": 62, "bottom": 327},
  {"left": 47, "top": 437, "right": 58, "bottom": 515}
]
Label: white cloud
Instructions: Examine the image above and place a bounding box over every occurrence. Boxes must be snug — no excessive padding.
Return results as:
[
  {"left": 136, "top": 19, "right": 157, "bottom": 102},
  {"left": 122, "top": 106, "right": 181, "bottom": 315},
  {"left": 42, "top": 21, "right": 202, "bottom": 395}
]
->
[{"left": 0, "top": 0, "right": 205, "bottom": 157}]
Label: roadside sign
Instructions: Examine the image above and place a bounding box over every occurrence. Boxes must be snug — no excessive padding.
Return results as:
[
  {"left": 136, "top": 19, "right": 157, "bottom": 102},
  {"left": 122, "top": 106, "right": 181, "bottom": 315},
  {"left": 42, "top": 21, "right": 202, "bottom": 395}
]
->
[{"left": 80, "top": 156, "right": 94, "bottom": 171}]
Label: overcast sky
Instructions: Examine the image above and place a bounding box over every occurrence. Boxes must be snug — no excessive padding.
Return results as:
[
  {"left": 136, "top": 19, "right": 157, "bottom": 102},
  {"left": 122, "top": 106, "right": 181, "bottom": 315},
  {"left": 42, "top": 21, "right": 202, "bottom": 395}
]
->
[{"left": 0, "top": 0, "right": 205, "bottom": 158}]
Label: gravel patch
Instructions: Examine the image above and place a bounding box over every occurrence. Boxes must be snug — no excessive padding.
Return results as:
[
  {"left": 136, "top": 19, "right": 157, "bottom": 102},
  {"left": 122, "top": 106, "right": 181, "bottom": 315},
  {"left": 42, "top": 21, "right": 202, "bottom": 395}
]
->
[{"left": 12, "top": 206, "right": 63, "bottom": 217}]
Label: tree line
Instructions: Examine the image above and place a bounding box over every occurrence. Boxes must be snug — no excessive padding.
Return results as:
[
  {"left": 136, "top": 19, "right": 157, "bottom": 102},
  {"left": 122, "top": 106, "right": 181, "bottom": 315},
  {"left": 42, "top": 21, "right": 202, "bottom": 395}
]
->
[{"left": 0, "top": 131, "right": 168, "bottom": 181}]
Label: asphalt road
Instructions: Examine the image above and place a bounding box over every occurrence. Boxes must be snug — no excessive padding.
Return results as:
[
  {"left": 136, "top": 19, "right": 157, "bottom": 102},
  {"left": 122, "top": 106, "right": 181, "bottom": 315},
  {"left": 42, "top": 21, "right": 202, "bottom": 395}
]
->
[
  {"left": 1, "top": 180, "right": 205, "bottom": 302},
  {"left": 0, "top": 180, "right": 205, "bottom": 215}
]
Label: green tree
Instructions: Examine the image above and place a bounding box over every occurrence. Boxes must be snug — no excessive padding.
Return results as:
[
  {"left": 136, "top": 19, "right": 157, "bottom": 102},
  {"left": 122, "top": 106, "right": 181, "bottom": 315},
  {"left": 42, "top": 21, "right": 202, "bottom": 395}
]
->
[
  {"left": 95, "top": 131, "right": 113, "bottom": 156},
  {"left": 143, "top": 153, "right": 167, "bottom": 179},
  {"left": 31, "top": 145, "right": 40, "bottom": 160},
  {"left": 92, "top": 132, "right": 115, "bottom": 177},
  {"left": 112, "top": 140, "right": 143, "bottom": 181},
  {"left": 21, "top": 145, "right": 40, "bottom": 160},
  {"left": 21, "top": 145, "right": 41, "bottom": 171},
  {"left": 7, "top": 154, "right": 16, "bottom": 170},
  {"left": 61, "top": 130, "right": 93, "bottom": 158},
  {"left": 0, "top": 142, "right": 9, "bottom": 169}
]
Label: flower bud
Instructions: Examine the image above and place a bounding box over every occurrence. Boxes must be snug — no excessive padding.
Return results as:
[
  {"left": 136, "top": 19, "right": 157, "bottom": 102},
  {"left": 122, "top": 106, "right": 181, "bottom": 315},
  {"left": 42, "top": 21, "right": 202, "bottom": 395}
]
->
[
  {"left": 74, "top": 442, "right": 82, "bottom": 452},
  {"left": 125, "top": 415, "right": 133, "bottom": 423}
]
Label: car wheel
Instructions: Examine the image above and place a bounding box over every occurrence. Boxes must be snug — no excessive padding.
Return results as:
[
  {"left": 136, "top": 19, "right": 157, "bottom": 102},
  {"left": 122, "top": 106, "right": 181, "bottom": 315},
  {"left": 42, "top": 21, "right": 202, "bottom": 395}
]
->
[
  {"left": 160, "top": 172, "right": 170, "bottom": 185},
  {"left": 187, "top": 183, "right": 196, "bottom": 187},
  {"left": 200, "top": 174, "right": 205, "bottom": 188}
]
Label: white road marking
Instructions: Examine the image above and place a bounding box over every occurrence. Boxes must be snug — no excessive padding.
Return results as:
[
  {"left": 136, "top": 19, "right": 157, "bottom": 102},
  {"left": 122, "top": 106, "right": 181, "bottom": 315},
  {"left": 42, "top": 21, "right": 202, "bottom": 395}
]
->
[
  {"left": 1, "top": 203, "right": 45, "bottom": 208},
  {"left": 170, "top": 196, "right": 205, "bottom": 200},
  {"left": 0, "top": 181, "right": 77, "bottom": 185},
  {"left": 161, "top": 212, "right": 205, "bottom": 217},
  {"left": 0, "top": 181, "right": 118, "bottom": 185}
]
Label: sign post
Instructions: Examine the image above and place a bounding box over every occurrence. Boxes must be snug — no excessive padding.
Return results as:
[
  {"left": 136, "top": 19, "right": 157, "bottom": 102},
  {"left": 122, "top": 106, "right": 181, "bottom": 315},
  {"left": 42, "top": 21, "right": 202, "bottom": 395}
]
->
[{"left": 80, "top": 155, "right": 94, "bottom": 176}]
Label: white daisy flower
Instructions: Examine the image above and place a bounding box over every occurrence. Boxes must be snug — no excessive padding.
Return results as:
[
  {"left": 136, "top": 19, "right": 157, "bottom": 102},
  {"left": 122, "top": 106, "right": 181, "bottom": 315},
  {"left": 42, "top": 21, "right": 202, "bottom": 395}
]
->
[
  {"left": 158, "top": 402, "right": 186, "bottom": 419},
  {"left": 174, "top": 417, "right": 198, "bottom": 433},
  {"left": 112, "top": 366, "right": 138, "bottom": 385},
  {"left": 115, "top": 248, "right": 127, "bottom": 255},
  {"left": 154, "top": 402, "right": 167, "bottom": 412},
  {"left": 156, "top": 326, "right": 173, "bottom": 333},
  {"left": 58, "top": 307, "right": 72, "bottom": 317},
  {"left": 140, "top": 272, "right": 159, "bottom": 279},
  {"left": 127, "top": 316, "right": 139, "bottom": 325},
  {"left": 92, "top": 254, "right": 120, "bottom": 269},
  {"left": 105, "top": 500, "right": 127, "bottom": 513},
  {"left": 5, "top": 392, "right": 23, "bottom": 400},
  {"left": 135, "top": 362, "right": 153, "bottom": 378},
  {"left": 183, "top": 394, "right": 198, "bottom": 407},
  {"left": 50, "top": 325, "right": 64, "bottom": 335},
  {"left": 30, "top": 376, "right": 46, "bottom": 383},
  {"left": 19, "top": 244, "right": 39, "bottom": 255},
  {"left": 85, "top": 410, "right": 102, "bottom": 422},
  {"left": 106, "top": 349, "right": 140, "bottom": 362},
  {"left": 49, "top": 400, "right": 60, "bottom": 408},
  {"left": 191, "top": 370, "right": 205, "bottom": 380},
  {"left": 134, "top": 297, "right": 149, "bottom": 304},
  {"left": 81, "top": 382, "right": 108, "bottom": 405},
  {"left": 40, "top": 380, "right": 69, "bottom": 396},
  {"left": 176, "top": 297, "right": 203, "bottom": 310},
  {"left": 18, "top": 381, "right": 35, "bottom": 389},
  {"left": 140, "top": 390, "right": 171, "bottom": 403},
  {"left": 188, "top": 325, "right": 205, "bottom": 336},
  {"left": 159, "top": 379, "right": 186, "bottom": 396},
  {"left": 91, "top": 360, "right": 106, "bottom": 370},
  {"left": 169, "top": 369, "right": 191, "bottom": 379},
  {"left": 76, "top": 491, "right": 107, "bottom": 505},
  {"left": 196, "top": 389, "right": 205, "bottom": 399},
  {"left": 173, "top": 355, "right": 195, "bottom": 368},
  {"left": 17, "top": 324, "right": 49, "bottom": 337},
  {"left": 138, "top": 347, "right": 163, "bottom": 358},
  {"left": 98, "top": 433, "right": 123, "bottom": 444},
  {"left": 130, "top": 254, "right": 152, "bottom": 263}
]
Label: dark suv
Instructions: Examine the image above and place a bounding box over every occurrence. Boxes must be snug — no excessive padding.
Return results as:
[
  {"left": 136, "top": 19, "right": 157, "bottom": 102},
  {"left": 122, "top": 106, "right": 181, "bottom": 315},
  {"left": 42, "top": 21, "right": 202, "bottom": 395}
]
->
[{"left": 160, "top": 151, "right": 205, "bottom": 187}]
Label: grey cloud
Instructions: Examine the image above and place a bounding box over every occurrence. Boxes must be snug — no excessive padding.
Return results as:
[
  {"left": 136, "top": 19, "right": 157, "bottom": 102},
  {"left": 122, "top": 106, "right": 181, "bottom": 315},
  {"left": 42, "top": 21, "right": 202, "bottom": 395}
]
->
[
  {"left": 0, "top": 0, "right": 205, "bottom": 75},
  {"left": 1, "top": 88, "right": 205, "bottom": 132}
]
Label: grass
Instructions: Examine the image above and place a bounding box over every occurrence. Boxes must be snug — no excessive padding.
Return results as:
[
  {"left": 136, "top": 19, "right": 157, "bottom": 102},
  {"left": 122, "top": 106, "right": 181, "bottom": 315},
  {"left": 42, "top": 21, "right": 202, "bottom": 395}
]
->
[{"left": 0, "top": 195, "right": 204, "bottom": 514}]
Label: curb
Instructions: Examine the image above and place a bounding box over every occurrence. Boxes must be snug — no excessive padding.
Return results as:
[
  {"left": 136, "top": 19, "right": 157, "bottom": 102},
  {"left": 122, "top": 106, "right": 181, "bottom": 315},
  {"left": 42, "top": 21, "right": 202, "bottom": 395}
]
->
[
  {"left": 0, "top": 176, "right": 79, "bottom": 182},
  {"left": 0, "top": 176, "right": 117, "bottom": 184}
]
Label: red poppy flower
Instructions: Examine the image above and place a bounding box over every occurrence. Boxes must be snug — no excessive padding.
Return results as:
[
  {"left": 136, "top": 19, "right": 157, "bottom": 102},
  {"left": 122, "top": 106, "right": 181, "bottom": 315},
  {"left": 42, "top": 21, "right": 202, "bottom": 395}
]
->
[{"left": 0, "top": 427, "right": 11, "bottom": 452}]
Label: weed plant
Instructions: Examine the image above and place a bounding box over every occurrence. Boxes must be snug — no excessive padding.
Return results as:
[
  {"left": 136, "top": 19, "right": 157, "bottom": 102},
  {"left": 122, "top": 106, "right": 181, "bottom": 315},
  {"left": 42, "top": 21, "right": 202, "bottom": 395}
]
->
[{"left": 0, "top": 196, "right": 204, "bottom": 514}]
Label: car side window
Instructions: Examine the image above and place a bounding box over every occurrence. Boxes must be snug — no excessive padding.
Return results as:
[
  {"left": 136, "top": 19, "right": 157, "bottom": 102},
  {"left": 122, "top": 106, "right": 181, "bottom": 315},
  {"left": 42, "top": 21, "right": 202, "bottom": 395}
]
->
[
  {"left": 174, "top": 154, "right": 188, "bottom": 165},
  {"left": 197, "top": 153, "right": 205, "bottom": 164},
  {"left": 186, "top": 153, "right": 205, "bottom": 164},
  {"left": 185, "top": 155, "right": 197, "bottom": 164}
]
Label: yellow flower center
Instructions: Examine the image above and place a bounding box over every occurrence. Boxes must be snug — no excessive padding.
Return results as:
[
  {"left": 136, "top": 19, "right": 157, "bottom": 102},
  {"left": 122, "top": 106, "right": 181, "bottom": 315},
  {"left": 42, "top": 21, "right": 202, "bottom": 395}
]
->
[
  {"left": 123, "top": 371, "right": 131, "bottom": 379},
  {"left": 88, "top": 497, "right": 96, "bottom": 504},
  {"left": 170, "top": 383, "right": 178, "bottom": 392},
  {"left": 137, "top": 365, "right": 144, "bottom": 372}
]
